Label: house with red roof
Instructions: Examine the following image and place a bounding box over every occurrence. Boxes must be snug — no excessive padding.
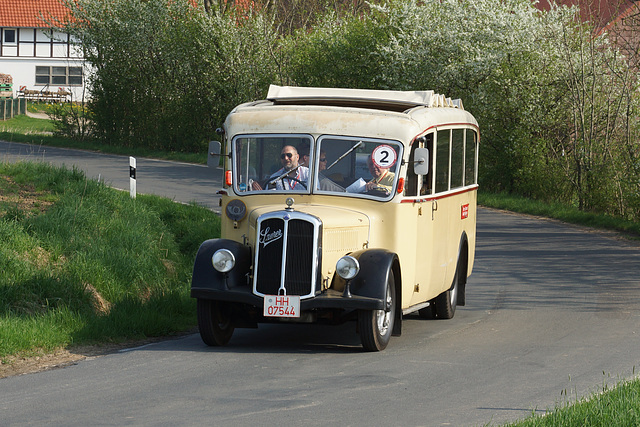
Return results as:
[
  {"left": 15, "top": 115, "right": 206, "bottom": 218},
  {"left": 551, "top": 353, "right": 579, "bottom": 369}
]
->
[{"left": 0, "top": 0, "right": 87, "bottom": 100}]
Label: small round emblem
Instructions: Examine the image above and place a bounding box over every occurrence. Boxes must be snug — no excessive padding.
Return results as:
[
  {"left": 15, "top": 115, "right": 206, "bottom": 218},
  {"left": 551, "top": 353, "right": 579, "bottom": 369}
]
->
[{"left": 225, "top": 199, "right": 247, "bottom": 221}]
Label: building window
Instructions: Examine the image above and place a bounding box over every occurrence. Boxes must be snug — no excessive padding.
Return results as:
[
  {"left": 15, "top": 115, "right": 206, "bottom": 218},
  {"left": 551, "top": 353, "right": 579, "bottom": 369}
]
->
[
  {"left": 35, "top": 66, "right": 83, "bottom": 86},
  {"left": 68, "top": 67, "right": 82, "bottom": 85},
  {"left": 3, "top": 28, "right": 16, "bottom": 44}
]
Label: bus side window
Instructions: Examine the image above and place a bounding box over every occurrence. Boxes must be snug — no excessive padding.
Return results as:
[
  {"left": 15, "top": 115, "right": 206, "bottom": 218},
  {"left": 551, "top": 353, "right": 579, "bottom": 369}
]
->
[
  {"left": 465, "top": 129, "right": 478, "bottom": 186},
  {"left": 451, "top": 129, "right": 464, "bottom": 189},
  {"left": 420, "top": 133, "right": 434, "bottom": 195},
  {"left": 435, "top": 130, "right": 450, "bottom": 193}
]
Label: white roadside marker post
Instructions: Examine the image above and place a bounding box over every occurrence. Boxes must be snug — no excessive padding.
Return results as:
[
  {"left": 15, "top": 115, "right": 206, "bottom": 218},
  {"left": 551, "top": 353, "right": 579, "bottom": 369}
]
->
[{"left": 129, "top": 156, "right": 136, "bottom": 199}]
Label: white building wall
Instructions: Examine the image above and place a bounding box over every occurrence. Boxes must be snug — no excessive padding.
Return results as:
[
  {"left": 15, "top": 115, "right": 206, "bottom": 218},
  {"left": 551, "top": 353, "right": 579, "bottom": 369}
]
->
[{"left": 0, "top": 27, "right": 91, "bottom": 101}]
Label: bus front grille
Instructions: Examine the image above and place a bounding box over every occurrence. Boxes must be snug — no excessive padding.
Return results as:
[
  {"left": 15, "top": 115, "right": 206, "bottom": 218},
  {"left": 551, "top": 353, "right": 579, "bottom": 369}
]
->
[{"left": 254, "top": 212, "right": 321, "bottom": 299}]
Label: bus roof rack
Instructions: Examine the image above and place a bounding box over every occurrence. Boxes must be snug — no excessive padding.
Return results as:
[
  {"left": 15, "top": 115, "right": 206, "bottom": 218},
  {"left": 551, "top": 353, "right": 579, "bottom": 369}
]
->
[{"left": 266, "top": 85, "right": 464, "bottom": 111}]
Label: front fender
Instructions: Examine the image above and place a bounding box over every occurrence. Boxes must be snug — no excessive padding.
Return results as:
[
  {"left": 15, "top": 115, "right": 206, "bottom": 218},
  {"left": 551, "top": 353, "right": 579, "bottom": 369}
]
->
[
  {"left": 191, "top": 239, "right": 251, "bottom": 296},
  {"left": 346, "top": 249, "right": 397, "bottom": 300},
  {"left": 340, "top": 248, "right": 402, "bottom": 336}
]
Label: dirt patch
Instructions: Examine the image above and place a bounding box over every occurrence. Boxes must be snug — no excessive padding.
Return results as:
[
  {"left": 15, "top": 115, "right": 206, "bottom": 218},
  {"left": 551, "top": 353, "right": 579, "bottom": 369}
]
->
[
  {"left": 0, "top": 175, "right": 54, "bottom": 217},
  {"left": 1, "top": 348, "right": 90, "bottom": 379},
  {"left": 0, "top": 330, "right": 198, "bottom": 379}
]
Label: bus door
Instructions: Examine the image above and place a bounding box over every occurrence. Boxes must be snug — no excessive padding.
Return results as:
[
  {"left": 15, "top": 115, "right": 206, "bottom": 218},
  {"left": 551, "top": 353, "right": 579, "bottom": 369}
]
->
[
  {"left": 409, "top": 132, "right": 449, "bottom": 306},
  {"left": 431, "top": 127, "right": 476, "bottom": 296}
]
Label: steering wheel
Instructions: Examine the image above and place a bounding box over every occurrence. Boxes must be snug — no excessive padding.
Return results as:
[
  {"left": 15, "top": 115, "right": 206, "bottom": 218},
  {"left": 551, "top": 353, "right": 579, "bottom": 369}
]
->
[{"left": 259, "top": 176, "right": 307, "bottom": 190}]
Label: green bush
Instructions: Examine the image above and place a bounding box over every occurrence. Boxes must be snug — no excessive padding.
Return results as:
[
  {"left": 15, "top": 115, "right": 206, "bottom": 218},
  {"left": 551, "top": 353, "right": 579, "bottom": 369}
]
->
[{"left": 61, "top": 0, "right": 280, "bottom": 152}]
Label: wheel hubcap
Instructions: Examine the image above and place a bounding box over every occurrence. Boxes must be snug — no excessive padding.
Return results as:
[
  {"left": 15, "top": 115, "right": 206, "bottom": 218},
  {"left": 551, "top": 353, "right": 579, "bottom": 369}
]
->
[{"left": 376, "top": 286, "right": 393, "bottom": 336}]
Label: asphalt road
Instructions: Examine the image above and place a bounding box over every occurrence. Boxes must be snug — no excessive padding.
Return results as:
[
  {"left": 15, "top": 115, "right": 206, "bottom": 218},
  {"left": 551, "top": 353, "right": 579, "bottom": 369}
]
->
[
  {"left": 0, "top": 140, "right": 223, "bottom": 212},
  {"left": 1, "top": 142, "right": 639, "bottom": 426}
]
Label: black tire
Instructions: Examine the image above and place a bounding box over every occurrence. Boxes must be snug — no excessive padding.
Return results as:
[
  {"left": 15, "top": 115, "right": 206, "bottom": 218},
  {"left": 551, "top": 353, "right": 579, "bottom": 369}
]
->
[
  {"left": 197, "top": 299, "right": 235, "bottom": 346},
  {"left": 435, "top": 265, "right": 459, "bottom": 320},
  {"left": 358, "top": 270, "right": 396, "bottom": 351}
]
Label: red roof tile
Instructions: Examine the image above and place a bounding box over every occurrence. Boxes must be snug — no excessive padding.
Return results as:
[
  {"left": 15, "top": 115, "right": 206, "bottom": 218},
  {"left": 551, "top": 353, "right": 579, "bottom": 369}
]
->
[{"left": 0, "top": 0, "right": 72, "bottom": 28}]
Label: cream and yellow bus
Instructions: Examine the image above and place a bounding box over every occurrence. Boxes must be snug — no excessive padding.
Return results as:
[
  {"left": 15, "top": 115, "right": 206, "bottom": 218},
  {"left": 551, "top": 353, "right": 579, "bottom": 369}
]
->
[{"left": 191, "top": 85, "right": 479, "bottom": 351}]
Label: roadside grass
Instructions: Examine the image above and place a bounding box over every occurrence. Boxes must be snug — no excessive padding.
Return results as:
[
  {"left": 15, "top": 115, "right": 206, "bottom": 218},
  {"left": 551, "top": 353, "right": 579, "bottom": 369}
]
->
[
  {"left": 501, "top": 376, "right": 640, "bottom": 426},
  {"left": 0, "top": 114, "right": 56, "bottom": 135},
  {"left": 1, "top": 113, "right": 206, "bottom": 165},
  {"left": 0, "top": 161, "right": 220, "bottom": 361},
  {"left": 478, "top": 192, "right": 640, "bottom": 239}
]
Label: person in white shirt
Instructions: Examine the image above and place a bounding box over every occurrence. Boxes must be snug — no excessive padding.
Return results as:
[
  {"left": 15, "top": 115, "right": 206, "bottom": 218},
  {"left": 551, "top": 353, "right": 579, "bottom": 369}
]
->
[{"left": 252, "top": 145, "right": 309, "bottom": 190}]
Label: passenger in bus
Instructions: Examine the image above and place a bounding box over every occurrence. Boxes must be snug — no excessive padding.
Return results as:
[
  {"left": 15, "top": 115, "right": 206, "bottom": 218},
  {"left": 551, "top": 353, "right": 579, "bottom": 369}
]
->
[
  {"left": 317, "top": 150, "right": 345, "bottom": 192},
  {"left": 298, "top": 141, "right": 310, "bottom": 167},
  {"left": 251, "top": 145, "right": 309, "bottom": 190},
  {"left": 365, "top": 156, "right": 395, "bottom": 194}
]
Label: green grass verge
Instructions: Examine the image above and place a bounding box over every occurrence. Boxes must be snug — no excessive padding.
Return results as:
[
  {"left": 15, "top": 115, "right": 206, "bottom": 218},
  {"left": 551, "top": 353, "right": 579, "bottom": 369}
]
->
[
  {"left": 478, "top": 192, "right": 640, "bottom": 239},
  {"left": 502, "top": 376, "right": 640, "bottom": 426},
  {"left": 0, "top": 114, "right": 206, "bottom": 165},
  {"left": 0, "top": 161, "right": 220, "bottom": 360},
  {"left": 0, "top": 114, "right": 56, "bottom": 135}
]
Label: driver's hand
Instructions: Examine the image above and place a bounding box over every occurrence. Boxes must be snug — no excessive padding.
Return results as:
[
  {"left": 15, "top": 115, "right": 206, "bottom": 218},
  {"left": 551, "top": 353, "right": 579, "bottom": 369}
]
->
[{"left": 251, "top": 180, "right": 263, "bottom": 191}]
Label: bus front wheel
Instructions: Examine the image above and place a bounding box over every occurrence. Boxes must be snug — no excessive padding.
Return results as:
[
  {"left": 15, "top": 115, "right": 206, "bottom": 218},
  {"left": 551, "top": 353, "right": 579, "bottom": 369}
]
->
[
  {"left": 197, "top": 299, "right": 235, "bottom": 346},
  {"left": 358, "top": 271, "right": 396, "bottom": 351}
]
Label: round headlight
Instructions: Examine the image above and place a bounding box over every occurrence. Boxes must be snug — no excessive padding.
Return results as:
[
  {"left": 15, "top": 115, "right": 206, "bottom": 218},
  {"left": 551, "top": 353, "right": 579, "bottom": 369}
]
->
[
  {"left": 212, "top": 249, "right": 235, "bottom": 273},
  {"left": 336, "top": 256, "right": 360, "bottom": 280}
]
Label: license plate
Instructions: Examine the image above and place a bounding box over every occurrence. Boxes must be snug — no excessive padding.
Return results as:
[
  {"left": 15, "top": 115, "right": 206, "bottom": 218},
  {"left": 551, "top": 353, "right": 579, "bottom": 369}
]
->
[{"left": 263, "top": 295, "right": 300, "bottom": 318}]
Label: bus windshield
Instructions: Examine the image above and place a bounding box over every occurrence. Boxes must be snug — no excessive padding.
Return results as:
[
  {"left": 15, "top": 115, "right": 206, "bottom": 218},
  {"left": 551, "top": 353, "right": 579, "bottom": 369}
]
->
[{"left": 233, "top": 134, "right": 402, "bottom": 200}]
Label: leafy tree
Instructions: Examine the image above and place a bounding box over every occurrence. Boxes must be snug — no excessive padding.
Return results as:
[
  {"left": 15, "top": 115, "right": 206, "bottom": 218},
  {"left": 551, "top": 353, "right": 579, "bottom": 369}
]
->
[{"left": 60, "top": 0, "right": 280, "bottom": 151}]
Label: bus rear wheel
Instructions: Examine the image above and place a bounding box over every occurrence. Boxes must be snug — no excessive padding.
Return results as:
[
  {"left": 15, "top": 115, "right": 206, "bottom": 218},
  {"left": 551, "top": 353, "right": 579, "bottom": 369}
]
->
[
  {"left": 435, "top": 264, "right": 459, "bottom": 319},
  {"left": 197, "top": 299, "right": 235, "bottom": 346},
  {"left": 359, "top": 271, "right": 396, "bottom": 351}
]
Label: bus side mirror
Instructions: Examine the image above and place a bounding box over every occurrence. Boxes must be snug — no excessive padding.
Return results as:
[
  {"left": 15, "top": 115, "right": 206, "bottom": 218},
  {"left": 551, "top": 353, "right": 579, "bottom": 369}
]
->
[
  {"left": 413, "top": 148, "right": 429, "bottom": 175},
  {"left": 207, "top": 140, "right": 222, "bottom": 169}
]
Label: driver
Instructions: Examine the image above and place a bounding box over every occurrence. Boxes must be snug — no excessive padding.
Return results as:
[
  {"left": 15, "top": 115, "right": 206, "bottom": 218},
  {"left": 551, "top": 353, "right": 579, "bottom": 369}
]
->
[
  {"left": 365, "top": 156, "right": 395, "bottom": 194},
  {"left": 252, "top": 145, "right": 309, "bottom": 190}
]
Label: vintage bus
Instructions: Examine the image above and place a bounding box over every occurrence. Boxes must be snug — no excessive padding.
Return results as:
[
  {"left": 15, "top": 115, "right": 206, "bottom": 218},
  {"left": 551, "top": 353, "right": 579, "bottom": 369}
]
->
[{"left": 191, "top": 85, "right": 479, "bottom": 351}]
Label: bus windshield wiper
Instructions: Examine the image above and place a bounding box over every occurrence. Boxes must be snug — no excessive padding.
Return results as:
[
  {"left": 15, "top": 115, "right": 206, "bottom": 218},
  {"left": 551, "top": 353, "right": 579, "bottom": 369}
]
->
[{"left": 326, "top": 141, "right": 363, "bottom": 171}]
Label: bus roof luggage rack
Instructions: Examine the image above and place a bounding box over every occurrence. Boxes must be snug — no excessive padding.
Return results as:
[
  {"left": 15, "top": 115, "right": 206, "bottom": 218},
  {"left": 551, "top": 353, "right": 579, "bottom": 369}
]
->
[{"left": 266, "top": 85, "right": 464, "bottom": 112}]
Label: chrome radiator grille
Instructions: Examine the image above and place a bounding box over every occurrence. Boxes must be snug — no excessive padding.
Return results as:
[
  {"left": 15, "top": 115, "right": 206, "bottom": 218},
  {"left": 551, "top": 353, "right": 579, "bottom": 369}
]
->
[{"left": 254, "top": 212, "right": 321, "bottom": 299}]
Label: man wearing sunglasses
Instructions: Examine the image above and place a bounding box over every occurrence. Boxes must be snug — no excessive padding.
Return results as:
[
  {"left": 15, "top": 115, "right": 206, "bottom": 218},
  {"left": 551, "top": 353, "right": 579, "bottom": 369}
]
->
[{"left": 252, "top": 145, "right": 309, "bottom": 190}]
